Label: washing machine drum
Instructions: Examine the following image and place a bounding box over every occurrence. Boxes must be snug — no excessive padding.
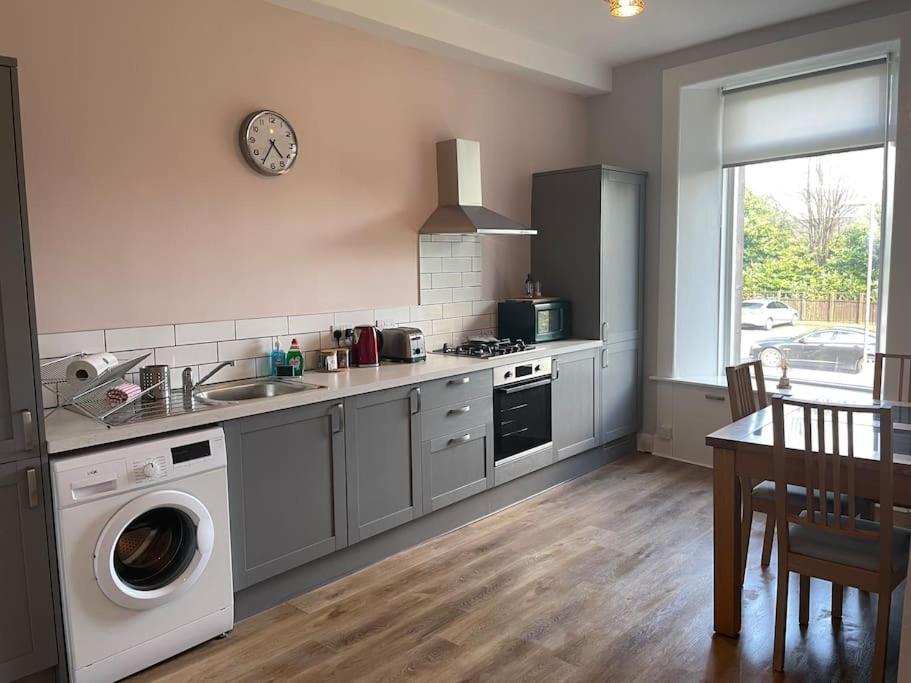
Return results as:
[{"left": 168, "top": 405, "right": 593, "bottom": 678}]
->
[{"left": 95, "top": 490, "right": 215, "bottom": 610}]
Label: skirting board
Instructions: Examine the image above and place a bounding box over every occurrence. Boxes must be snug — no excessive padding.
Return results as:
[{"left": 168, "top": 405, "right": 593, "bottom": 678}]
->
[
  {"left": 636, "top": 432, "right": 654, "bottom": 453},
  {"left": 234, "top": 436, "right": 634, "bottom": 621}
]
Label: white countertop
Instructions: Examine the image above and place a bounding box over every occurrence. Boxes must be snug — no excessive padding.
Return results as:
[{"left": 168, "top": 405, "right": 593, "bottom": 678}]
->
[{"left": 44, "top": 339, "right": 601, "bottom": 455}]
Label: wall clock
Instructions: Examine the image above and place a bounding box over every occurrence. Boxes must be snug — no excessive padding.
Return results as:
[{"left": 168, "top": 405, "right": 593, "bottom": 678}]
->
[{"left": 239, "top": 110, "right": 298, "bottom": 175}]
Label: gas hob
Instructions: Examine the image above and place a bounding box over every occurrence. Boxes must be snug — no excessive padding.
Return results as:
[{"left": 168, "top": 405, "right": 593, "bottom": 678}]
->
[{"left": 431, "top": 337, "right": 536, "bottom": 360}]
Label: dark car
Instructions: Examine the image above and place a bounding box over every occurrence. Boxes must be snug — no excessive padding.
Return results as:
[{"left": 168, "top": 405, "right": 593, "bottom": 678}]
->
[{"left": 750, "top": 327, "right": 876, "bottom": 374}]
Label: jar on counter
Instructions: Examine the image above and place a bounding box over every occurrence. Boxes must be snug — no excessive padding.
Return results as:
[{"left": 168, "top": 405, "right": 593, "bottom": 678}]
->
[
  {"left": 336, "top": 347, "right": 350, "bottom": 370},
  {"left": 320, "top": 349, "right": 339, "bottom": 372}
]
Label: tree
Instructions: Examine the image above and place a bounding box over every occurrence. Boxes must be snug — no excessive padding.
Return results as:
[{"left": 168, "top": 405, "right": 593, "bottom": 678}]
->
[{"left": 796, "top": 159, "right": 857, "bottom": 267}]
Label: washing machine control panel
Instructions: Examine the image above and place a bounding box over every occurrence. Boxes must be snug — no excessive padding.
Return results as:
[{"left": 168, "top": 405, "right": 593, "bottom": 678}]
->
[{"left": 131, "top": 455, "right": 168, "bottom": 483}]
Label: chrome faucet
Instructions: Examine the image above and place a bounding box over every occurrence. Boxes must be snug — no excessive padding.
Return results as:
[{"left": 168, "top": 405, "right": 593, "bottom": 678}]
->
[{"left": 186, "top": 360, "right": 235, "bottom": 393}]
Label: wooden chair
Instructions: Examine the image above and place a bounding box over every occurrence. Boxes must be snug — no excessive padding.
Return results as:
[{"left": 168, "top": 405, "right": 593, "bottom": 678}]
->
[
  {"left": 873, "top": 352, "right": 911, "bottom": 401},
  {"left": 771, "top": 396, "right": 908, "bottom": 681}
]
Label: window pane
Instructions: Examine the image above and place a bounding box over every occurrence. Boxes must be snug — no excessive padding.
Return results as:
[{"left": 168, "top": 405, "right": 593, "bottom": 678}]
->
[{"left": 735, "top": 148, "right": 883, "bottom": 388}]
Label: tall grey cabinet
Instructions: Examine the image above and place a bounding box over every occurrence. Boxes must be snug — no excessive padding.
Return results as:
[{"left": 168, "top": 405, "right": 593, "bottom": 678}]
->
[
  {"left": 532, "top": 165, "right": 645, "bottom": 445},
  {"left": 0, "top": 57, "right": 59, "bottom": 681}
]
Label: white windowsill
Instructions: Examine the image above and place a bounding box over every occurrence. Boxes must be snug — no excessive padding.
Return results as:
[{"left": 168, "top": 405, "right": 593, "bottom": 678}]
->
[{"left": 650, "top": 374, "right": 873, "bottom": 402}]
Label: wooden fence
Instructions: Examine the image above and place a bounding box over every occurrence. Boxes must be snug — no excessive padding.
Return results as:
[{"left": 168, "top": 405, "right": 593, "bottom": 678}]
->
[{"left": 748, "top": 294, "right": 878, "bottom": 325}]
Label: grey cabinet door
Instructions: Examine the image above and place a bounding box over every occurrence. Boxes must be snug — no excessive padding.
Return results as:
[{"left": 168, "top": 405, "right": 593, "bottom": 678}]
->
[
  {"left": 0, "top": 458, "right": 56, "bottom": 682},
  {"left": 345, "top": 385, "right": 422, "bottom": 543},
  {"left": 225, "top": 401, "right": 347, "bottom": 590},
  {"left": 601, "top": 169, "right": 645, "bottom": 345},
  {"left": 422, "top": 423, "right": 492, "bottom": 513},
  {"left": 600, "top": 340, "right": 640, "bottom": 444},
  {"left": 0, "top": 65, "right": 40, "bottom": 465},
  {"left": 552, "top": 349, "right": 600, "bottom": 460}
]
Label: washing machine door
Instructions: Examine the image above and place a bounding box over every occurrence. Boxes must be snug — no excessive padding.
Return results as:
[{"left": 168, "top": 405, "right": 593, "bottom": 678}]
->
[{"left": 94, "top": 489, "right": 215, "bottom": 610}]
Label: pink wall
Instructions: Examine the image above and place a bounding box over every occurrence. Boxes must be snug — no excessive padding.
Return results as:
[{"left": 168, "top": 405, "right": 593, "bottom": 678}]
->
[{"left": 1, "top": 0, "right": 589, "bottom": 333}]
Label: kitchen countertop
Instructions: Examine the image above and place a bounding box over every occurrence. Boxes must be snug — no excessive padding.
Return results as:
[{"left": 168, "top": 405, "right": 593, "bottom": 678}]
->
[{"left": 44, "top": 339, "right": 602, "bottom": 455}]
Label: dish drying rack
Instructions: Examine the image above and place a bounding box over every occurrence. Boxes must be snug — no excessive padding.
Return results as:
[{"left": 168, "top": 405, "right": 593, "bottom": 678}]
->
[{"left": 40, "top": 352, "right": 166, "bottom": 425}]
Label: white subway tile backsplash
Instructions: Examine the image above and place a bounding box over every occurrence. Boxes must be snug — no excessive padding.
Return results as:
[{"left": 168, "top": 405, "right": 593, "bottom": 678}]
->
[
  {"left": 218, "top": 337, "right": 274, "bottom": 361},
  {"left": 432, "top": 318, "right": 462, "bottom": 334},
  {"left": 279, "top": 333, "right": 321, "bottom": 352},
  {"left": 419, "top": 274, "right": 432, "bottom": 289},
  {"left": 431, "top": 234, "right": 463, "bottom": 242},
  {"left": 451, "top": 241, "right": 480, "bottom": 258},
  {"left": 472, "top": 257, "right": 482, "bottom": 272},
  {"left": 375, "top": 306, "right": 411, "bottom": 324},
  {"left": 255, "top": 356, "right": 273, "bottom": 378},
  {"left": 451, "top": 287, "right": 482, "bottom": 303},
  {"left": 461, "top": 314, "right": 493, "bottom": 331},
  {"left": 472, "top": 300, "right": 497, "bottom": 315},
  {"left": 169, "top": 365, "right": 198, "bottom": 388},
  {"left": 443, "top": 302, "right": 472, "bottom": 318},
  {"left": 288, "top": 313, "right": 334, "bottom": 334},
  {"left": 334, "top": 309, "right": 375, "bottom": 328},
  {"left": 425, "top": 333, "right": 452, "bottom": 350},
  {"left": 155, "top": 343, "right": 218, "bottom": 367},
  {"left": 410, "top": 305, "right": 443, "bottom": 322},
  {"left": 441, "top": 257, "right": 471, "bottom": 273},
  {"left": 461, "top": 272, "right": 481, "bottom": 287},
  {"left": 431, "top": 272, "right": 462, "bottom": 289},
  {"left": 419, "top": 257, "right": 442, "bottom": 273},
  {"left": 174, "top": 320, "right": 235, "bottom": 345},
  {"left": 461, "top": 234, "right": 480, "bottom": 242},
  {"left": 420, "top": 288, "right": 452, "bottom": 305},
  {"left": 198, "top": 359, "right": 256, "bottom": 383},
  {"left": 38, "top": 330, "right": 106, "bottom": 358},
  {"left": 235, "top": 316, "right": 287, "bottom": 339},
  {"left": 105, "top": 325, "right": 174, "bottom": 352},
  {"left": 419, "top": 241, "right": 451, "bottom": 258},
  {"left": 419, "top": 234, "right": 432, "bottom": 242}
]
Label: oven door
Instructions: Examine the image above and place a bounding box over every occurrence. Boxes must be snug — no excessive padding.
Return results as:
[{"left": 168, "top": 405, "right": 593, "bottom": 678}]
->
[{"left": 494, "top": 377, "right": 552, "bottom": 464}]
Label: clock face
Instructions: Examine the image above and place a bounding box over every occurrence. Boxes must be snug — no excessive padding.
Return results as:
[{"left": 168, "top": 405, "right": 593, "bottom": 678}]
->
[{"left": 240, "top": 110, "right": 298, "bottom": 175}]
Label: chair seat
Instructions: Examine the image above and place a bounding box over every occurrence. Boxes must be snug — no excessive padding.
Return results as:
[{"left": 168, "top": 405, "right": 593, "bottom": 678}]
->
[
  {"left": 752, "top": 481, "right": 850, "bottom": 511},
  {"left": 790, "top": 512, "right": 911, "bottom": 574}
]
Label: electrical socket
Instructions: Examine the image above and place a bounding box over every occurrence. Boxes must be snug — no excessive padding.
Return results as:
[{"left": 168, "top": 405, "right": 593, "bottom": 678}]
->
[{"left": 657, "top": 425, "right": 673, "bottom": 441}]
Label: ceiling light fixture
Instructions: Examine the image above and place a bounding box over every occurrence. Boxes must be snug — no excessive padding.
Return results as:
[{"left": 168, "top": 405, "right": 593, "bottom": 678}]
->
[{"left": 607, "top": 0, "right": 645, "bottom": 17}]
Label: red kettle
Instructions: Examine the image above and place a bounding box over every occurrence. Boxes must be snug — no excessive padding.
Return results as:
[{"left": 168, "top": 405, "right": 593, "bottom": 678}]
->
[{"left": 352, "top": 326, "right": 382, "bottom": 367}]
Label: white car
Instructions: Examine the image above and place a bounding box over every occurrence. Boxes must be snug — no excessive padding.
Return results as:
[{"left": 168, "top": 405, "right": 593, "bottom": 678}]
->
[{"left": 741, "top": 299, "right": 799, "bottom": 330}]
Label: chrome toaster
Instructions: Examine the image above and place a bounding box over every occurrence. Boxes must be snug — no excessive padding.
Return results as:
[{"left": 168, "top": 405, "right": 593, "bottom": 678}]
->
[{"left": 380, "top": 327, "right": 426, "bottom": 363}]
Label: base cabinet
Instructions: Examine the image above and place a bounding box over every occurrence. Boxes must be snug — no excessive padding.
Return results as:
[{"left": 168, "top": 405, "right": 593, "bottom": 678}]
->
[
  {"left": 0, "top": 459, "right": 56, "bottom": 682},
  {"left": 600, "top": 339, "right": 640, "bottom": 444},
  {"left": 552, "top": 349, "right": 600, "bottom": 460},
  {"left": 225, "top": 401, "right": 347, "bottom": 590},
  {"left": 345, "top": 385, "right": 422, "bottom": 543},
  {"left": 422, "top": 424, "right": 493, "bottom": 513}
]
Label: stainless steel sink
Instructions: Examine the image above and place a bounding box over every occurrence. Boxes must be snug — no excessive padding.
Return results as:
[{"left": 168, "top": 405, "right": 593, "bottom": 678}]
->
[{"left": 195, "top": 378, "right": 325, "bottom": 404}]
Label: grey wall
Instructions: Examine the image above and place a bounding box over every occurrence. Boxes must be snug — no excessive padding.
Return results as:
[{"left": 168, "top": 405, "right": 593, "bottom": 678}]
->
[{"left": 588, "top": 0, "right": 911, "bottom": 436}]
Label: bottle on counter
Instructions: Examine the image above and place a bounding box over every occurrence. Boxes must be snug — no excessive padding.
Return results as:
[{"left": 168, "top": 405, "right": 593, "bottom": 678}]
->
[
  {"left": 270, "top": 340, "right": 286, "bottom": 376},
  {"left": 286, "top": 338, "right": 304, "bottom": 376},
  {"left": 524, "top": 273, "right": 534, "bottom": 298}
]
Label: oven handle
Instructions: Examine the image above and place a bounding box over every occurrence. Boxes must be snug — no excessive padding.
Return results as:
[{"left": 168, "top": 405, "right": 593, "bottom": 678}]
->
[{"left": 497, "top": 378, "right": 552, "bottom": 395}]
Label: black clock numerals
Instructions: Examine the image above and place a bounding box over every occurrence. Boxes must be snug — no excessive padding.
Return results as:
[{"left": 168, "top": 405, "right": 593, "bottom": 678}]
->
[{"left": 243, "top": 111, "right": 296, "bottom": 174}]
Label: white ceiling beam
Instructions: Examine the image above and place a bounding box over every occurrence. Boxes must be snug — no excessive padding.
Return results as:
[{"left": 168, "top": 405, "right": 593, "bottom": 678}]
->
[{"left": 268, "top": 0, "right": 612, "bottom": 95}]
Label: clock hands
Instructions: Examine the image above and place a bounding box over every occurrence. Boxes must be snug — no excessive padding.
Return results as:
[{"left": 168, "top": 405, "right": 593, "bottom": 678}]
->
[{"left": 261, "top": 139, "right": 282, "bottom": 165}]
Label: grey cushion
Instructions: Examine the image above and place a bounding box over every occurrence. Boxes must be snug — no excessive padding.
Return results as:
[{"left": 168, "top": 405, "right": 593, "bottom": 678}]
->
[
  {"left": 752, "top": 481, "right": 851, "bottom": 511},
  {"left": 789, "top": 512, "right": 911, "bottom": 573}
]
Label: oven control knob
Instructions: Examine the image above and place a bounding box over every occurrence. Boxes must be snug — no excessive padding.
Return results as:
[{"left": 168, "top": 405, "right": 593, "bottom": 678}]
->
[
  {"left": 534, "top": 364, "right": 541, "bottom": 372},
  {"left": 142, "top": 461, "right": 158, "bottom": 479},
  {"left": 504, "top": 371, "right": 513, "bottom": 379}
]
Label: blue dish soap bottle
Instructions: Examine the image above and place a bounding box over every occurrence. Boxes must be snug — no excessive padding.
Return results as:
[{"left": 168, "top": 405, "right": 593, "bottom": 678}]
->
[{"left": 270, "top": 340, "right": 286, "bottom": 376}]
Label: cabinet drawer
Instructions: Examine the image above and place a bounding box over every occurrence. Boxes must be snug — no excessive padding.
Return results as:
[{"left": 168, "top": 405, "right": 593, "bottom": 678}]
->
[
  {"left": 421, "top": 370, "right": 492, "bottom": 411},
  {"left": 422, "top": 425, "right": 491, "bottom": 513},
  {"left": 421, "top": 396, "right": 493, "bottom": 441}
]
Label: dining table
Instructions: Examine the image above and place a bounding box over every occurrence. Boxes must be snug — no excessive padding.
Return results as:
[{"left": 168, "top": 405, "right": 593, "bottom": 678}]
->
[{"left": 705, "top": 399, "right": 911, "bottom": 637}]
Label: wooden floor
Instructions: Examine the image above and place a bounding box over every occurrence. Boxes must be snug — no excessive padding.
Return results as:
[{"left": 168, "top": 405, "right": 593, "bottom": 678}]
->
[{"left": 132, "top": 453, "right": 902, "bottom": 682}]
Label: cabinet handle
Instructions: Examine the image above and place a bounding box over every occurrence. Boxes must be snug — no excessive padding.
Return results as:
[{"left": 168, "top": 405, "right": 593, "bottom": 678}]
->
[
  {"left": 447, "top": 433, "right": 472, "bottom": 446},
  {"left": 448, "top": 377, "right": 470, "bottom": 386},
  {"left": 705, "top": 394, "right": 726, "bottom": 402},
  {"left": 448, "top": 405, "right": 471, "bottom": 416},
  {"left": 552, "top": 358, "right": 560, "bottom": 381},
  {"left": 19, "top": 409, "right": 34, "bottom": 450},
  {"left": 601, "top": 348, "right": 609, "bottom": 368},
  {"left": 410, "top": 387, "right": 421, "bottom": 414},
  {"left": 26, "top": 468, "right": 39, "bottom": 508},
  {"left": 601, "top": 322, "right": 608, "bottom": 342},
  {"left": 331, "top": 403, "right": 344, "bottom": 433}
]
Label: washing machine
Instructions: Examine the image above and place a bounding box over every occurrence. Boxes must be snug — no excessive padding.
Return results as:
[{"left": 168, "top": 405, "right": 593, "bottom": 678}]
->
[{"left": 52, "top": 426, "right": 234, "bottom": 682}]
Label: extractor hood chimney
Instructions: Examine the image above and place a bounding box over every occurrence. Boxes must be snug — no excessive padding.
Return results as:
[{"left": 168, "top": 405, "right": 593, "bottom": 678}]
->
[{"left": 420, "top": 139, "right": 537, "bottom": 236}]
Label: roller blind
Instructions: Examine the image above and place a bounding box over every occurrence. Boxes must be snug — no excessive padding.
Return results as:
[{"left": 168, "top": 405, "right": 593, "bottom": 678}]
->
[{"left": 722, "top": 60, "right": 888, "bottom": 167}]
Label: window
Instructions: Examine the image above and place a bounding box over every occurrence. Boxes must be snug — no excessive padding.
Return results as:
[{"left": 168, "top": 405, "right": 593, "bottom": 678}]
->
[{"left": 721, "top": 60, "right": 889, "bottom": 389}]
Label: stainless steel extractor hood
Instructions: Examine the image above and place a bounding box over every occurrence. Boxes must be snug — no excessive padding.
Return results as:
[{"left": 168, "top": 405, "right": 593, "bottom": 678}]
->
[{"left": 420, "top": 139, "right": 537, "bottom": 236}]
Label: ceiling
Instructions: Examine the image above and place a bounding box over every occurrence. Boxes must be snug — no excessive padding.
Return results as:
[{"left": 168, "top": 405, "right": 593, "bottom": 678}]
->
[
  {"left": 269, "top": 0, "right": 871, "bottom": 93},
  {"left": 425, "top": 0, "right": 868, "bottom": 67}
]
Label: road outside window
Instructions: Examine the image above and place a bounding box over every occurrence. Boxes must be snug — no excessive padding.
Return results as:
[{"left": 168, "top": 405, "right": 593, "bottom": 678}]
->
[{"left": 733, "top": 148, "right": 883, "bottom": 388}]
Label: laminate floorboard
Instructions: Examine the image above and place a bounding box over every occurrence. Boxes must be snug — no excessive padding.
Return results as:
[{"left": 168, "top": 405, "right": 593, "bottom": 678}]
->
[{"left": 130, "top": 452, "right": 902, "bottom": 682}]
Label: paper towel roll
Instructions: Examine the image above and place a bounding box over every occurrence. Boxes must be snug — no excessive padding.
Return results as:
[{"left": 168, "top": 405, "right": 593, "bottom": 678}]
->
[{"left": 66, "top": 353, "right": 119, "bottom": 384}]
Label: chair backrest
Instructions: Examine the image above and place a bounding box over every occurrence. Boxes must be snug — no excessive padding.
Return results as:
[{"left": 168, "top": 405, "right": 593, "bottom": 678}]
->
[
  {"left": 725, "top": 360, "right": 768, "bottom": 421},
  {"left": 771, "top": 395, "right": 894, "bottom": 574},
  {"left": 873, "top": 352, "right": 911, "bottom": 402}
]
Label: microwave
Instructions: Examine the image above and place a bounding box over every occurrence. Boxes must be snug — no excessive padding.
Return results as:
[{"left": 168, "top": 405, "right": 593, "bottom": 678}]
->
[{"left": 497, "top": 299, "right": 571, "bottom": 343}]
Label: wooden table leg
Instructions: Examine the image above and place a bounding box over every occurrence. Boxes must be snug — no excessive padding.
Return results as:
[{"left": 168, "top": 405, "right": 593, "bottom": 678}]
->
[{"left": 714, "top": 447, "right": 741, "bottom": 636}]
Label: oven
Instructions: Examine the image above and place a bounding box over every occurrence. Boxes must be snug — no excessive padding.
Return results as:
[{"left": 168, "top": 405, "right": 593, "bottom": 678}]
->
[{"left": 493, "top": 357, "right": 553, "bottom": 466}]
